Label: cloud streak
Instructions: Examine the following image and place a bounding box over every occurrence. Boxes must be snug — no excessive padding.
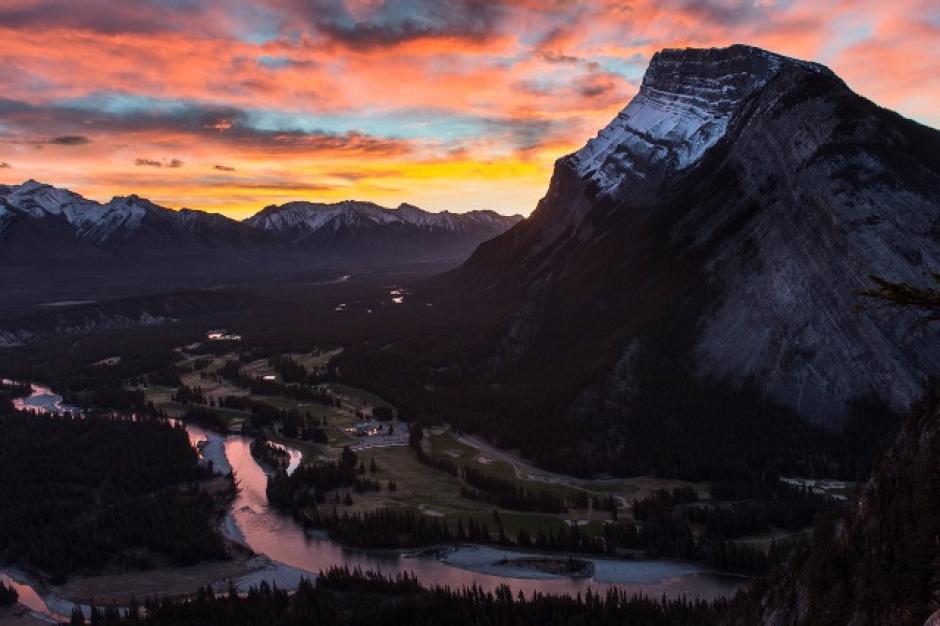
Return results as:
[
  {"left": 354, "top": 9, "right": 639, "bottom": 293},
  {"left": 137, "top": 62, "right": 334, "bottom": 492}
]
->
[
  {"left": 0, "top": 0, "right": 936, "bottom": 218},
  {"left": 135, "top": 157, "right": 183, "bottom": 168}
]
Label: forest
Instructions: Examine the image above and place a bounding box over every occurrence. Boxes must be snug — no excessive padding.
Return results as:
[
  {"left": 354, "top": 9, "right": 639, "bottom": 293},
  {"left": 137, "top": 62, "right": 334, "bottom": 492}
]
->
[
  {"left": 250, "top": 436, "right": 291, "bottom": 472},
  {"left": 0, "top": 409, "right": 230, "bottom": 583},
  {"left": 74, "top": 565, "right": 727, "bottom": 626},
  {"left": 0, "top": 581, "right": 16, "bottom": 607},
  {"left": 728, "top": 388, "right": 940, "bottom": 626}
]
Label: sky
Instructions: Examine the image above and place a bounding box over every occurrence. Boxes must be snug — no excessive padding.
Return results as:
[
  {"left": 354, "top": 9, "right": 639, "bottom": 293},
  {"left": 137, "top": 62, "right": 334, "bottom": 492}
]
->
[{"left": 0, "top": 0, "right": 938, "bottom": 219}]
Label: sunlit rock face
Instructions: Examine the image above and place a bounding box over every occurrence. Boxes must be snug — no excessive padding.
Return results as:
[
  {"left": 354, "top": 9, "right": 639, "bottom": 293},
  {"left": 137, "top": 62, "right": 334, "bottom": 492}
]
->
[
  {"left": 445, "top": 44, "right": 940, "bottom": 426},
  {"left": 571, "top": 45, "right": 833, "bottom": 189},
  {"left": 518, "top": 45, "right": 835, "bottom": 248}
]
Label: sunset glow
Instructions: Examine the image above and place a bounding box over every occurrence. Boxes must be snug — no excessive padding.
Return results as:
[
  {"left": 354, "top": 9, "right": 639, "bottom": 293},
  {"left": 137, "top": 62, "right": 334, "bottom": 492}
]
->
[{"left": 1, "top": 0, "right": 938, "bottom": 218}]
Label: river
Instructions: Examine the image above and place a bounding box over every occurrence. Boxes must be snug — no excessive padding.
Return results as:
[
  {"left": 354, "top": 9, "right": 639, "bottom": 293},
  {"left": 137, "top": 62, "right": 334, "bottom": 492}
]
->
[{"left": 3, "top": 385, "right": 746, "bottom": 621}]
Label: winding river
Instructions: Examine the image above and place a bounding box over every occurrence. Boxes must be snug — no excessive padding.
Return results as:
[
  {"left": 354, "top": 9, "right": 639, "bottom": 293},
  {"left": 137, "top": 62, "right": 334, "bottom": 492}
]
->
[{"left": 3, "top": 385, "right": 746, "bottom": 621}]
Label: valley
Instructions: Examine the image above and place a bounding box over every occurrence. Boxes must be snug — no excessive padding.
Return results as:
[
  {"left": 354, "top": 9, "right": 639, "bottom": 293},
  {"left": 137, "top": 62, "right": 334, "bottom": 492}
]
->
[
  {"left": 1, "top": 28, "right": 939, "bottom": 626},
  {"left": 0, "top": 379, "right": 744, "bottom": 622}
]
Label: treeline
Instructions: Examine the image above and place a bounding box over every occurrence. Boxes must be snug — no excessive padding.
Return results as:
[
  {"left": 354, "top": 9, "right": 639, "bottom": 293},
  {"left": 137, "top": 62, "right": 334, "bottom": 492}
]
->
[
  {"left": 1, "top": 326, "right": 192, "bottom": 417},
  {"left": 410, "top": 424, "right": 568, "bottom": 514},
  {"left": 292, "top": 499, "right": 607, "bottom": 555},
  {"left": 596, "top": 485, "right": 824, "bottom": 575},
  {"left": 730, "top": 391, "right": 940, "bottom": 626},
  {"left": 0, "top": 581, "right": 16, "bottom": 607},
  {"left": 172, "top": 387, "right": 331, "bottom": 441},
  {"left": 0, "top": 411, "right": 228, "bottom": 583},
  {"left": 214, "top": 360, "right": 339, "bottom": 408},
  {"left": 0, "top": 380, "right": 30, "bottom": 414},
  {"left": 91, "top": 565, "right": 726, "bottom": 626},
  {"left": 317, "top": 565, "right": 421, "bottom": 594},
  {"left": 266, "top": 447, "right": 359, "bottom": 511},
  {"left": 318, "top": 508, "right": 454, "bottom": 549},
  {"left": 337, "top": 324, "right": 899, "bottom": 485},
  {"left": 264, "top": 441, "right": 608, "bottom": 553},
  {"left": 460, "top": 467, "right": 567, "bottom": 513},
  {"left": 182, "top": 404, "right": 229, "bottom": 432},
  {"left": 250, "top": 436, "right": 290, "bottom": 471}
]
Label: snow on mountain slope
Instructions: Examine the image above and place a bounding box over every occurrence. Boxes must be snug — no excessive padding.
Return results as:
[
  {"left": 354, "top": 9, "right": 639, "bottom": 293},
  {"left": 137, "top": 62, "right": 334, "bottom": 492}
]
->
[
  {"left": 569, "top": 45, "right": 834, "bottom": 195},
  {"left": 245, "top": 200, "right": 521, "bottom": 236},
  {"left": 0, "top": 181, "right": 151, "bottom": 243},
  {"left": 0, "top": 180, "right": 523, "bottom": 263},
  {"left": 434, "top": 43, "right": 940, "bottom": 443}
]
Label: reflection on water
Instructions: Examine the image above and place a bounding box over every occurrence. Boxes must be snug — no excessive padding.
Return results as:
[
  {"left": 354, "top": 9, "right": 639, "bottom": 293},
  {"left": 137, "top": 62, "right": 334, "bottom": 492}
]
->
[
  {"left": 0, "top": 570, "right": 77, "bottom": 622},
  {"left": 6, "top": 381, "right": 82, "bottom": 415},
  {"left": 192, "top": 426, "right": 745, "bottom": 600},
  {"left": 6, "top": 386, "right": 746, "bottom": 612}
]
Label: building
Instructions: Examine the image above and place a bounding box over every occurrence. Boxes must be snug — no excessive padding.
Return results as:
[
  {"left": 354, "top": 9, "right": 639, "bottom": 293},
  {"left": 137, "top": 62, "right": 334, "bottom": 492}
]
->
[
  {"left": 207, "top": 329, "right": 242, "bottom": 341},
  {"left": 345, "top": 421, "right": 383, "bottom": 437}
]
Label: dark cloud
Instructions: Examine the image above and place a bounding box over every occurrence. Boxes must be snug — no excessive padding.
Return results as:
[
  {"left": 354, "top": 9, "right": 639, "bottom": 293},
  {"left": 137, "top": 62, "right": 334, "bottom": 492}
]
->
[
  {"left": 0, "top": 161, "right": 10, "bottom": 168},
  {"left": 213, "top": 164, "right": 236, "bottom": 171},
  {"left": 540, "top": 51, "right": 581, "bottom": 65},
  {"left": 482, "top": 117, "right": 553, "bottom": 152},
  {"left": 0, "top": 0, "right": 211, "bottom": 35},
  {"left": 0, "top": 96, "right": 412, "bottom": 157},
  {"left": 282, "top": 0, "right": 506, "bottom": 47},
  {"left": 135, "top": 157, "right": 184, "bottom": 167},
  {"left": 48, "top": 135, "right": 91, "bottom": 145},
  {"left": 575, "top": 73, "right": 618, "bottom": 100},
  {"left": 662, "top": 0, "right": 771, "bottom": 26}
]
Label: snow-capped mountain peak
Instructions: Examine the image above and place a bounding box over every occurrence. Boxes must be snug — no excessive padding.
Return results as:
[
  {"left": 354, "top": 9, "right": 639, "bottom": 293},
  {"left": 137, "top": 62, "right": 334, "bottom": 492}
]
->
[
  {"left": 244, "top": 200, "right": 521, "bottom": 235},
  {"left": 569, "top": 44, "right": 835, "bottom": 195},
  {"left": 0, "top": 181, "right": 522, "bottom": 263}
]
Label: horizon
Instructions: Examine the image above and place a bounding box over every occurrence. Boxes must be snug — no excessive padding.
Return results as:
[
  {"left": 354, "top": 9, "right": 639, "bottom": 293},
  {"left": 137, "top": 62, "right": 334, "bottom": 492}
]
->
[
  {"left": 2, "top": 177, "right": 524, "bottom": 218},
  {"left": 1, "top": 1, "right": 938, "bottom": 219}
]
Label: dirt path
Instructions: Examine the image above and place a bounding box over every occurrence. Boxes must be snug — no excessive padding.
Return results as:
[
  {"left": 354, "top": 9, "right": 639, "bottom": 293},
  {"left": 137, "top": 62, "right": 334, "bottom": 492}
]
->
[
  {"left": 453, "top": 432, "right": 695, "bottom": 509},
  {"left": 455, "top": 433, "right": 579, "bottom": 487}
]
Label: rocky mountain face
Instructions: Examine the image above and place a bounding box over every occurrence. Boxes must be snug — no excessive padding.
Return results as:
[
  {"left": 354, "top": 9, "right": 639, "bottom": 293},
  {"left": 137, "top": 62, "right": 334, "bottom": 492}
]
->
[
  {"left": 0, "top": 181, "right": 520, "bottom": 265},
  {"left": 246, "top": 200, "right": 521, "bottom": 263},
  {"left": 405, "top": 44, "right": 940, "bottom": 471}
]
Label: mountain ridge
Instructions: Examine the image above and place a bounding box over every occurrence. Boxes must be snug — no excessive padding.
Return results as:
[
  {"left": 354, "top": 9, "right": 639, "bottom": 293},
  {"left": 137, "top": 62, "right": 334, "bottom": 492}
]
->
[
  {"left": 339, "top": 43, "right": 940, "bottom": 477},
  {"left": 0, "top": 180, "right": 521, "bottom": 264},
  {"left": 440, "top": 45, "right": 940, "bottom": 424}
]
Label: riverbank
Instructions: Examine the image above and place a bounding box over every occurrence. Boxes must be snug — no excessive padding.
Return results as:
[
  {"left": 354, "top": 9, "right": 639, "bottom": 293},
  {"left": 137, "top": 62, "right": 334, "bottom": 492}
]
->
[
  {"left": 0, "top": 605, "right": 53, "bottom": 626},
  {"left": 495, "top": 557, "right": 594, "bottom": 578},
  {"left": 8, "top": 385, "right": 746, "bottom": 607},
  {"left": 54, "top": 553, "right": 262, "bottom": 607}
]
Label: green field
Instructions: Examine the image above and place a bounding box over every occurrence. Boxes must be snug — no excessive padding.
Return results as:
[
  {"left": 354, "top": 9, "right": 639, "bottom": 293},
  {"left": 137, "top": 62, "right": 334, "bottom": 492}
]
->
[{"left": 138, "top": 346, "right": 712, "bottom": 537}]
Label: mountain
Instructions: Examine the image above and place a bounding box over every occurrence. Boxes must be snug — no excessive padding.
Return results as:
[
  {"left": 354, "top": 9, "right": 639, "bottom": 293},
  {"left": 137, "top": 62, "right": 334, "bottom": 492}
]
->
[
  {"left": 245, "top": 200, "right": 522, "bottom": 263},
  {"left": 341, "top": 44, "right": 940, "bottom": 476},
  {"left": 0, "top": 181, "right": 520, "bottom": 265},
  {"left": 0, "top": 180, "right": 269, "bottom": 260}
]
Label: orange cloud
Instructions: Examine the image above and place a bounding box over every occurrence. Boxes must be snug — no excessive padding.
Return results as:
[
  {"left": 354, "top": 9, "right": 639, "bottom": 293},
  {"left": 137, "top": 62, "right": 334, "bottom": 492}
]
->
[{"left": 0, "top": 0, "right": 937, "bottom": 218}]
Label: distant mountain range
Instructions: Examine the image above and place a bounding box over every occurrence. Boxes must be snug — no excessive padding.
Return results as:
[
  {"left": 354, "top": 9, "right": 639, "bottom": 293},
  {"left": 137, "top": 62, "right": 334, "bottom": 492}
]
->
[
  {"left": 0, "top": 180, "right": 522, "bottom": 265},
  {"left": 246, "top": 200, "right": 520, "bottom": 262},
  {"left": 342, "top": 44, "right": 940, "bottom": 475}
]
